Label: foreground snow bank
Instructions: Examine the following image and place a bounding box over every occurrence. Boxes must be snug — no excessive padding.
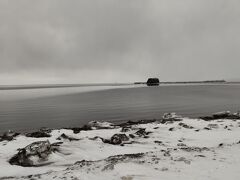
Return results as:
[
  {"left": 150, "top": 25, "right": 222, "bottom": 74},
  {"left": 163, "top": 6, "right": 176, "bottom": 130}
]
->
[{"left": 1, "top": 112, "right": 240, "bottom": 180}]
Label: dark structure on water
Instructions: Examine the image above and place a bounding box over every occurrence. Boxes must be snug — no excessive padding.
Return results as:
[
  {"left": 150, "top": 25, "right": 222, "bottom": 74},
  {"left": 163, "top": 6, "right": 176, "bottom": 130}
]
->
[{"left": 147, "top": 78, "right": 160, "bottom": 86}]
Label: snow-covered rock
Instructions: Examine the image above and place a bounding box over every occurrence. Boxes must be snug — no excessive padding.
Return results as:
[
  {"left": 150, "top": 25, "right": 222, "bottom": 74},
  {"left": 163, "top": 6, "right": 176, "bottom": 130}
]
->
[
  {"left": 162, "top": 112, "right": 183, "bottom": 122},
  {"left": 87, "top": 121, "right": 115, "bottom": 129},
  {"left": 9, "top": 140, "right": 60, "bottom": 167}
]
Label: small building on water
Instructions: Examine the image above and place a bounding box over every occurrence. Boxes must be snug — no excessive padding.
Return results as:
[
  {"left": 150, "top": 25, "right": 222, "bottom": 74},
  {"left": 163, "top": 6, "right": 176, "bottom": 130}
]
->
[{"left": 147, "top": 78, "right": 160, "bottom": 86}]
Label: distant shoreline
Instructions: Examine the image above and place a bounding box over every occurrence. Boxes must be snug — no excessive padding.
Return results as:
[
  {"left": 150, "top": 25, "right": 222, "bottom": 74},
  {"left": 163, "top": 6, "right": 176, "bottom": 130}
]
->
[
  {"left": 135, "top": 80, "right": 227, "bottom": 84},
  {"left": 1, "top": 81, "right": 240, "bottom": 90},
  {"left": 0, "top": 83, "right": 132, "bottom": 90}
]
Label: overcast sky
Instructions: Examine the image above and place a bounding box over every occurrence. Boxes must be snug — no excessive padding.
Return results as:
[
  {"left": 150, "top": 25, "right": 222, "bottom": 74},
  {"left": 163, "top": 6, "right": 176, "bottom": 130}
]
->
[{"left": 0, "top": 0, "right": 240, "bottom": 84}]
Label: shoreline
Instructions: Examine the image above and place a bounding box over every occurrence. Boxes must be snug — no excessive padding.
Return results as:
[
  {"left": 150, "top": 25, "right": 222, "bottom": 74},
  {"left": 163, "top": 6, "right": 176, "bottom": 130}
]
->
[
  {"left": 1, "top": 108, "right": 239, "bottom": 134},
  {"left": 0, "top": 83, "right": 133, "bottom": 91},
  {"left": 1, "top": 81, "right": 240, "bottom": 91}
]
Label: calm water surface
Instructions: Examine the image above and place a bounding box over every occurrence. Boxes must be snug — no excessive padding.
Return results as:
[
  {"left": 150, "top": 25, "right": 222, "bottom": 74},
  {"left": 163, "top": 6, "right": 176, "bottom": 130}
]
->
[{"left": 0, "top": 84, "right": 240, "bottom": 132}]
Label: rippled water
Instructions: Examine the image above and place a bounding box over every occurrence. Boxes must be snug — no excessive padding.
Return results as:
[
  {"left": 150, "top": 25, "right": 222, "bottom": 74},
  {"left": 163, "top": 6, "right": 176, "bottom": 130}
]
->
[{"left": 1, "top": 84, "right": 240, "bottom": 132}]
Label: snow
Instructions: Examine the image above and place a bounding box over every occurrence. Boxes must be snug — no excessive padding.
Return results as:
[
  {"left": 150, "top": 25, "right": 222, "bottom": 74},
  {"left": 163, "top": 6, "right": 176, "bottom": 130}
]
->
[{"left": 1, "top": 117, "right": 240, "bottom": 179}]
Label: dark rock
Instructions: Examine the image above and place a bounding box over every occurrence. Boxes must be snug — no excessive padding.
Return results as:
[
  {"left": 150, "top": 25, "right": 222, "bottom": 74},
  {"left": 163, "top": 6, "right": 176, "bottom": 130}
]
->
[
  {"left": 117, "top": 119, "right": 157, "bottom": 127},
  {"left": 129, "top": 134, "right": 135, "bottom": 139},
  {"left": 169, "top": 127, "right": 174, "bottom": 131},
  {"left": 135, "top": 128, "right": 147, "bottom": 137},
  {"left": 100, "top": 134, "right": 130, "bottom": 145},
  {"left": 121, "top": 126, "right": 131, "bottom": 132},
  {"left": 68, "top": 121, "right": 115, "bottom": 134},
  {"left": 88, "top": 136, "right": 101, "bottom": 141},
  {"left": 200, "top": 111, "right": 240, "bottom": 121},
  {"left": 39, "top": 127, "right": 52, "bottom": 133},
  {"left": 177, "top": 143, "right": 187, "bottom": 147},
  {"left": 195, "top": 155, "right": 206, "bottom": 158},
  {"left": 204, "top": 127, "right": 211, "bottom": 130},
  {"left": 218, "top": 143, "right": 224, "bottom": 147},
  {"left": 68, "top": 125, "right": 92, "bottom": 134},
  {"left": 200, "top": 116, "right": 215, "bottom": 121},
  {"left": 80, "top": 124, "right": 92, "bottom": 130},
  {"left": 71, "top": 127, "right": 84, "bottom": 134},
  {"left": 26, "top": 131, "right": 51, "bottom": 138},
  {"left": 51, "top": 141, "right": 63, "bottom": 147},
  {"left": 163, "top": 151, "right": 171, "bottom": 157},
  {"left": 56, "top": 133, "right": 80, "bottom": 141},
  {"left": 178, "top": 122, "right": 194, "bottom": 129},
  {"left": 213, "top": 111, "right": 231, "bottom": 119},
  {"left": 135, "top": 128, "right": 152, "bottom": 137},
  {"left": 174, "top": 157, "right": 191, "bottom": 164},
  {"left": 180, "top": 146, "right": 209, "bottom": 152},
  {"left": 110, "top": 136, "right": 122, "bottom": 145},
  {"left": 0, "top": 131, "right": 20, "bottom": 142},
  {"left": 100, "top": 138, "right": 111, "bottom": 144},
  {"left": 87, "top": 121, "right": 114, "bottom": 130},
  {"left": 110, "top": 134, "right": 129, "bottom": 145},
  {"left": 154, "top": 140, "right": 163, "bottom": 145},
  {"left": 162, "top": 113, "right": 183, "bottom": 123},
  {"left": 9, "top": 140, "right": 58, "bottom": 167}
]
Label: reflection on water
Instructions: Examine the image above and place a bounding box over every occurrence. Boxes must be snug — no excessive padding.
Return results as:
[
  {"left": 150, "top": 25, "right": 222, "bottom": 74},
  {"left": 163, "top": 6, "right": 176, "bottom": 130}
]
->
[
  {"left": 0, "top": 84, "right": 135, "bottom": 101},
  {"left": 0, "top": 84, "right": 240, "bottom": 132}
]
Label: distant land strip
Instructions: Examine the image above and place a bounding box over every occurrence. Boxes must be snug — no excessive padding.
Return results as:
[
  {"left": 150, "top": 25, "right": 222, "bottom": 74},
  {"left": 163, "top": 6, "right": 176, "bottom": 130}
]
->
[
  {"left": 0, "top": 83, "right": 132, "bottom": 90},
  {"left": 134, "top": 80, "right": 230, "bottom": 84},
  {"left": 1, "top": 80, "right": 240, "bottom": 90}
]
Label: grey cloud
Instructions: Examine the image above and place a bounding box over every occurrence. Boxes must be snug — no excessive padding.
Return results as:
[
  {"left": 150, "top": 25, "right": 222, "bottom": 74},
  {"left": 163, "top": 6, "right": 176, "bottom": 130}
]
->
[{"left": 0, "top": 0, "right": 240, "bottom": 84}]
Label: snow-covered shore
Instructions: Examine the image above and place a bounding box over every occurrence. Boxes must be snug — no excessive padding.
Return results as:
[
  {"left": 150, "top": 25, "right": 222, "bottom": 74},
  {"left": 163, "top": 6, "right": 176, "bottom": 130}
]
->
[{"left": 1, "top": 112, "right": 240, "bottom": 180}]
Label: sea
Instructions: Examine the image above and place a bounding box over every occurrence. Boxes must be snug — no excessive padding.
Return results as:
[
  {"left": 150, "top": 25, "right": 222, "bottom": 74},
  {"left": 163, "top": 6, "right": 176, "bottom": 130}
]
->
[{"left": 0, "top": 83, "right": 240, "bottom": 133}]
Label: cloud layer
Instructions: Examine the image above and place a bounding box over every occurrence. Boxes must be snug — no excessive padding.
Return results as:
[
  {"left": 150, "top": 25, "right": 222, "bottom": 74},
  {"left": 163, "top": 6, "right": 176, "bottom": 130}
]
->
[{"left": 1, "top": 0, "right": 240, "bottom": 84}]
